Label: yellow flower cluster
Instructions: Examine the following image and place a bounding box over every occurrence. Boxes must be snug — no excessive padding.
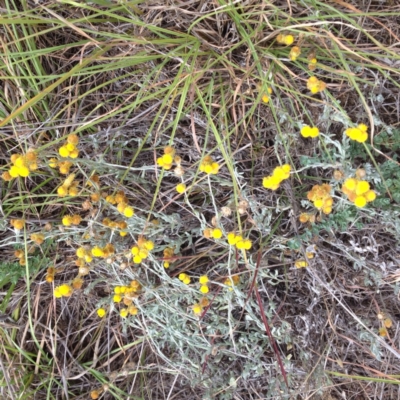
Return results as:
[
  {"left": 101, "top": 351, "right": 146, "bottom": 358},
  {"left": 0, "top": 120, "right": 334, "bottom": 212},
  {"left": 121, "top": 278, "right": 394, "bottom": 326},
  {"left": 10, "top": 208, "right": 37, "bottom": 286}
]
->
[
  {"left": 54, "top": 284, "right": 73, "bottom": 298},
  {"left": 200, "top": 155, "right": 220, "bottom": 175},
  {"left": 90, "top": 243, "right": 115, "bottom": 258},
  {"left": 300, "top": 125, "right": 319, "bottom": 138},
  {"left": 262, "top": 164, "right": 291, "bottom": 190},
  {"left": 299, "top": 212, "right": 316, "bottom": 224},
  {"left": 289, "top": 46, "right": 301, "bottom": 61},
  {"left": 62, "top": 214, "right": 82, "bottom": 226},
  {"left": 276, "top": 33, "right": 294, "bottom": 46},
  {"left": 106, "top": 190, "right": 134, "bottom": 218},
  {"left": 199, "top": 275, "right": 209, "bottom": 294},
  {"left": 3, "top": 151, "right": 38, "bottom": 180},
  {"left": 157, "top": 146, "right": 177, "bottom": 170},
  {"left": 120, "top": 305, "right": 139, "bottom": 318},
  {"left": 307, "top": 184, "right": 333, "bottom": 214},
  {"left": 58, "top": 134, "right": 79, "bottom": 158},
  {"left": 163, "top": 247, "right": 174, "bottom": 268},
  {"left": 192, "top": 297, "right": 209, "bottom": 316},
  {"left": 227, "top": 233, "right": 252, "bottom": 250},
  {"left": 14, "top": 249, "right": 26, "bottom": 266},
  {"left": 224, "top": 275, "right": 240, "bottom": 291},
  {"left": 10, "top": 219, "right": 25, "bottom": 230},
  {"left": 46, "top": 266, "right": 56, "bottom": 283},
  {"left": 261, "top": 87, "right": 273, "bottom": 104},
  {"left": 131, "top": 237, "right": 154, "bottom": 264},
  {"left": 31, "top": 233, "right": 45, "bottom": 245},
  {"left": 49, "top": 159, "right": 73, "bottom": 175},
  {"left": 178, "top": 273, "right": 191, "bottom": 285},
  {"left": 345, "top": 123, "right": 368, "bottom": 143},
  {"left": 102, "top": 218, "right": 128, "bottom": 237},
  {"left": 307, "top": 76, "right": 326, "bottom": 94},
  {"left": 113, "top": 280, "right": 142, "bottom": 311},
  {"left": 203, "top": 227, "right": 223, "bottom": 239},
  {"left": 76, "top": 246, "right": 94, "bottom": 264},
  {"left": 308, "top": 56, "right": 317, "bottom": 71},
  {"left": 342, "top": 178, "right": 376, "bottom": 208},
  {"left": 57, "top": 173, "right": 79, "bottom": 197}
]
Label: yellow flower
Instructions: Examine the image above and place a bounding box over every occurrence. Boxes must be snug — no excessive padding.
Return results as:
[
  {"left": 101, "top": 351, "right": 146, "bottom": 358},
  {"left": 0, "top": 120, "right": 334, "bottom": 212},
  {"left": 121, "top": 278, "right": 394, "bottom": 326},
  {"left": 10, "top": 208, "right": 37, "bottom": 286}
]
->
[
  {"left": 123, "top": 206, "right": 134, "bottom": 218},
  {"left": 343, "top": 178, "right": 357, "bottom": 191},
  {"left": 199, "top": 275, "right": 209, "bottom": 284},
  {"left": 71, "top": 215, "right": 82, "bottom": 225},
  {"left": 295, "top": 260, "right": 308, "bottom": 268},
  {"left": 59, "top": 284, "right": 73, "bottom": 297},
  {"left": 144, "top": 240, "right": 154, "bottom": 250},
  {"left": 62, "top": 215, "right": 73, "bottom": 226},
  {"left": 157, "top": 148, "right": 175, "bottom": 170},
  {"left": 120, "top": 308, "right": 128, "bottom": 318},
  {"left": 300, "top": 126, "right": 319, "bottom": 138},
  {"left": 31, "top": 233, "right": 45, "bottom": 245},
  {"left": 224, "top": 275, "right": 240, "bottom": 287},
  {"left": 192, "top": 303, "right": 202, "bottom": 315},
  {"left": 17, "top": 166, "right": 30, "bottom": 177},
  {"left": 345, "top": 124, "right": 368, "bottom": 143},
  {"left": 227, "top": 232, "right": 239, "bottom": 245},
  {"left": 262, "top": 175, "right": 281, "bottom": 190},
  {"left": 128, "top": 305, "right": 138, "bottom": 315},
  {"left": 236, "top": 238, "right": 252, "bottom": 250},
  {"left": 66, "top": 143, "right": 75, "bottom": 152},
  {"left": 92, "top": 246, "right": 105, "bottom": 257},
  {"left": 200, "top": 285, "right": 209, "bottom": 294},
  {"left": 133, "top": 255, "right": 142, "bottom": 264},
  {"left": 176, "top": 183, "right": 186, "bottom": 194},
  {"left": 289, "top": 46, "right": 301, "bottom": 61},
  {"left": 114, "top": 286, "right": 121, "bottom": 294},
  {"left": 211, "top": 228, "right": 223, "bottom": 239},
  {"left": 179, "top": 273, "right": 187, "bottom": 281},
  {"left": 2, "top": 171, "right": 12, "bottom": 181},
  {"left": 261, "top": 94, "right": 270, "bottom": 103},
  {"left": 299, "top": 213, "right": 310, "bottom": 223},
  {"left": 11, "top": 219, "right": 25, "bottom": 230},
  {"left": 139, "top": 249, "right": 149, "bottom": 259},
  {"left": 307, "top": 76, "right": 326, "bottom": 94},
  {"left": 69, "top": 149, "right": 79, "bottom": 159},
  {"left": 322, "top": 206, "right": 332, "bottom": 214},
  {"left": 354, "top": 196, "right": 367, "bottom": 208},
  {"left": 59, "top": 146, "right": 70, "bottom": 157},
  {"left": 97, "top": 308, "right": 106, "bottom": 318},
  {"left": 179, "top": 273, "right": 191, "bottom": 284},
  {"left": 67, "top": 134, "right": 79, "bottom": 145},
  {"left": 365, "top": 190, "right": 376, "bottom": 202},
  {"left": 314, "top": 199, "right": 324, "bottom": 209},
  {"left": 261, "top": 88, "right": 273, "bottom": 104},
  {"left": 263, "top": 164, "right": 290, "bottom": 190},
  {"left": 277, "top": 33, "right": 294, "bottom": 46},
  {"left": 200, "top": 155, "right": 220, "bottom": 175},
  {"left": 68, "top": 186, "right": 79, "bottom": 196},
  {"left": 113, "top": 294, "right": 122, "bottom": 303},
  {"left": 355, "top": 181, "right": 370, "bottom": 195},
  {"left": 164, "top": 146, "right": 175, "bottom": 155}
]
